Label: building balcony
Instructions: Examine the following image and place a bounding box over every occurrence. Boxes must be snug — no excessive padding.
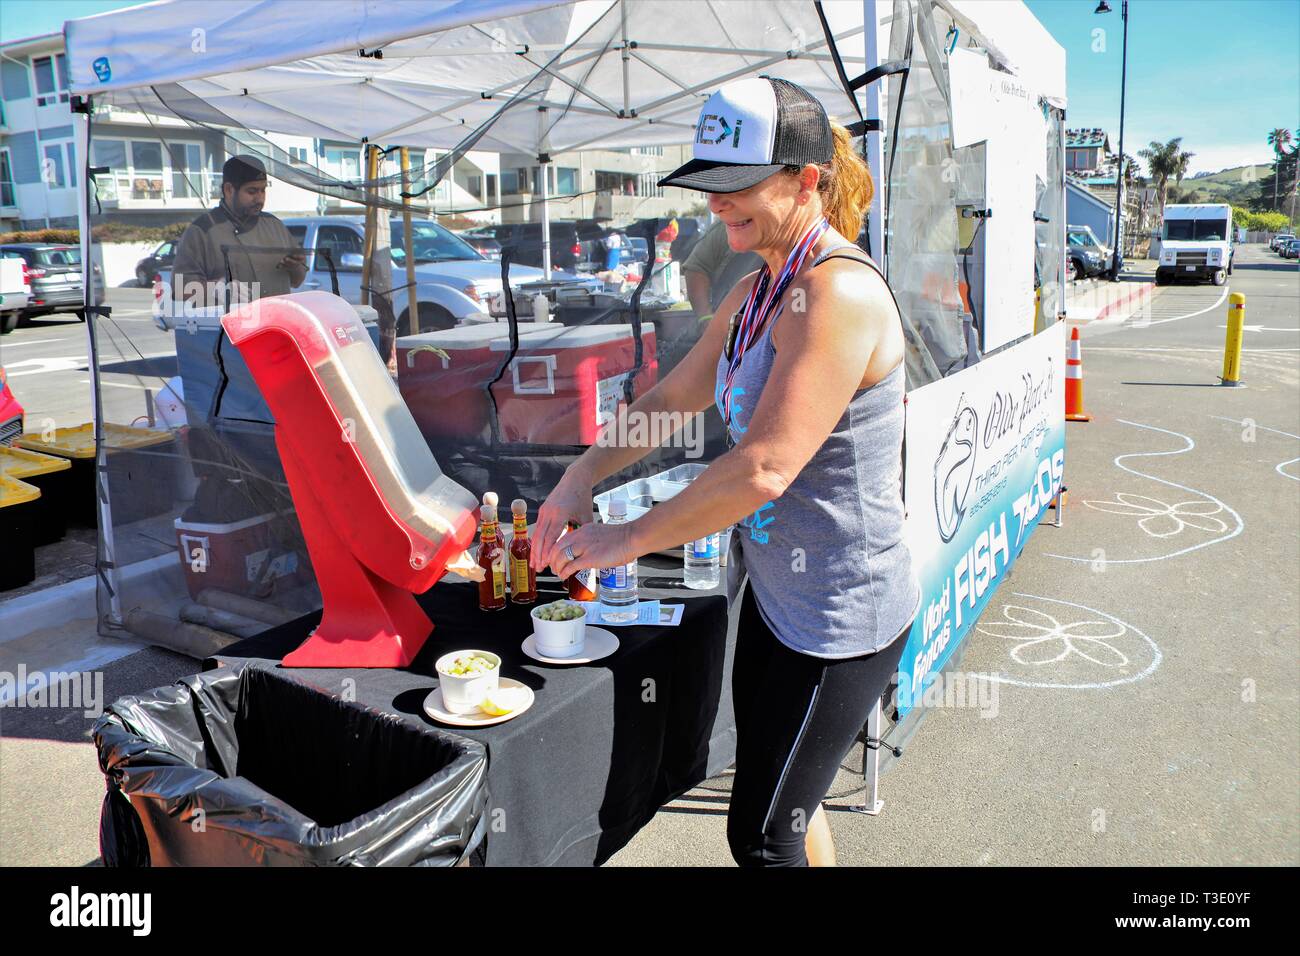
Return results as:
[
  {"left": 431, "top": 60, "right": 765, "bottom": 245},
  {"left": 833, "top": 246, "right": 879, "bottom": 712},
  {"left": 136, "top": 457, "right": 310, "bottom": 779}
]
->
[
  {"left": 95, "top": 104, "right": 191, "bottom": 129},
  {"left": 94, "top": 169, "right": 220, "bottom": 210}
]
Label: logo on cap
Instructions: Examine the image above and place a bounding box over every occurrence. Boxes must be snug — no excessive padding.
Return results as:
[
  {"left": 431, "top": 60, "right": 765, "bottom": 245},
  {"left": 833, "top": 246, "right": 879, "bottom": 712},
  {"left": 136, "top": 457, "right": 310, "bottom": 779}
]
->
[{"left": 696, "top": 115, "right": 744, "bottom": 149}]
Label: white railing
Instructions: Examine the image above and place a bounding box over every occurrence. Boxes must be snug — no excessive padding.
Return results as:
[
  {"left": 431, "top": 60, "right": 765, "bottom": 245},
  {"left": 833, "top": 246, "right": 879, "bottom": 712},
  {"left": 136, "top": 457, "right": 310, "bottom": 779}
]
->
[{"left": 94, "top": 168, "right": 221, "bottom": 205}]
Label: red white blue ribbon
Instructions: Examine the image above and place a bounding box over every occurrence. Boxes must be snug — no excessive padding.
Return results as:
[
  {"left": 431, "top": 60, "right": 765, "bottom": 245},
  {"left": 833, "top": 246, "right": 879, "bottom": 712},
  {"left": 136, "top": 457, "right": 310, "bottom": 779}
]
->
[{"left": 720, "top": 217, "right": 831, "bottom": 432}]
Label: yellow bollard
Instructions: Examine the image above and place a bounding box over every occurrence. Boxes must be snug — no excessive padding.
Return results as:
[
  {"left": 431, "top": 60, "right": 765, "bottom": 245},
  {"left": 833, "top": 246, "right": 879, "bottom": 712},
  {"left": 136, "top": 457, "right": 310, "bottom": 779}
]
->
[{"left": 1220, "top": 293, "right": 1246, "bottom": 387}]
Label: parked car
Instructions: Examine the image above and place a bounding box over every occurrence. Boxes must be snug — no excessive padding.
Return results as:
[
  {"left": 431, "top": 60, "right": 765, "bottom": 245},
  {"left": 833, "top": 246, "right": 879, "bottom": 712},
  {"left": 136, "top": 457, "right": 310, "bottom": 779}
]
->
[
  {"left": 0, "top": 364, "right": 23, "bottom": 446},
  {"left": 490, "top": 220, "right": 607, "bottom": 272},
  {"left": 619, "top": 236, "right": 650, "bottom": 266},
  {"left": 0, "top": 255, "right": 30, "bottom": 335},
  {"left": 1066, "top": 227, "right": 1108, "bottom": 281},
  {"left": 1269, "top": 233, "right": 1295, "bottom": 252},
  {"left": 625, "top": 216, "right": 707, "bottom": 263},
  {"left": 1280, "top": 238, "right": 1300, "bottom": 260},
  {"left": 135, "top": 240, "right": 178, "bottom": 286},
  {"left": 0, "top": 244, "right": 104, "bottom": 322},
  {"left": 153, "top": 216, "right": 595, "bottom": 332},
  {"left": 457, "top": 227, "right": 502, "bottom": 260}
]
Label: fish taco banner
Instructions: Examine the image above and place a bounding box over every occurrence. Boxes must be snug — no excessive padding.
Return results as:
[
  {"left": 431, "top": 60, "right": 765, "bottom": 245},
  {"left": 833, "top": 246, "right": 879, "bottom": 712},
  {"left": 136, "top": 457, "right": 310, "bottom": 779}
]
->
[{"left": 896, "top": 322, "right": 1067, "bottom": 717}]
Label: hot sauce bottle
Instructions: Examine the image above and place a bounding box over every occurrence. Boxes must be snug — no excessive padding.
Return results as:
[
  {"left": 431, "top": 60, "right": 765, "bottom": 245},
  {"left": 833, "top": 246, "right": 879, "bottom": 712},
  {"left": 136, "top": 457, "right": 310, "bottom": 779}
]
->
[
  {"left": 477, "top": 504, "right": 507, "bottom": 611},
  {"left": 509, "top": 498, "right": 537, "bottom": 604},
  {"left": 559, "top": 520, "right": 599, "bottom": 601}
]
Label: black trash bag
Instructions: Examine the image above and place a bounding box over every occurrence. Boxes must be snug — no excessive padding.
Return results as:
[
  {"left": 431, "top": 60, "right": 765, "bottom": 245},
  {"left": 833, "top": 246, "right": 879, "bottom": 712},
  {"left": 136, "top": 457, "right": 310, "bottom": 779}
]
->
[{"left": 93, "top": 663, "right": 489, "bottom": 866}]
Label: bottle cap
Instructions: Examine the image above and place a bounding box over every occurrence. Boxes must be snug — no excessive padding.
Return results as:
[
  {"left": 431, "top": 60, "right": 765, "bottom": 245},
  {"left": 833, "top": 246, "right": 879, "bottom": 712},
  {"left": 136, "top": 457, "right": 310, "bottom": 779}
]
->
[
  {"left": 608, "top": 497, "right": 627, "bottom": 517},
  {"left": 511, "top": 498, "right": 527, "bottom": 516},
  {"left": 479, "top": 504, "right": 498, "bottom": 522},
  {"left": 482, "top": 491, "right": 499, "bottom": 508}
]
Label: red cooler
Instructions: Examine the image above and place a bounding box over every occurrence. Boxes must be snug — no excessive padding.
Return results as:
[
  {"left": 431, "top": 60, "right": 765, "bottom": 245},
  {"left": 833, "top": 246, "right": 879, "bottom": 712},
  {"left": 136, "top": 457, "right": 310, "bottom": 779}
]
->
[
  {"left": 174, "top": 511, "right": 308, "bottom": 600},
  {"left": 397, "top": 322, "right": 553, "bottom": 442},
  {"left": 490, "top": 323, "right": 657, "bottom": 445}
]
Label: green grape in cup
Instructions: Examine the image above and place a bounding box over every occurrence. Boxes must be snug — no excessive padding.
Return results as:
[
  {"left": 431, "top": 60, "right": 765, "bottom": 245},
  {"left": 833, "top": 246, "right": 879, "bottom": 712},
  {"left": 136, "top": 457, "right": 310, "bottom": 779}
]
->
[{"left": 536, "top": 600, "right": 585, "bottom": 622}]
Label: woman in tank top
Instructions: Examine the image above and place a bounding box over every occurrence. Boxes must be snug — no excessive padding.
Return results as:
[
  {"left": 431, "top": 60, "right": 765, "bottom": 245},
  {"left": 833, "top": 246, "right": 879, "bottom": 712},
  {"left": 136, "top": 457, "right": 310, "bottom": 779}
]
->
[{"left": 535, "top": 76, "right": 920, "bottom": 866}]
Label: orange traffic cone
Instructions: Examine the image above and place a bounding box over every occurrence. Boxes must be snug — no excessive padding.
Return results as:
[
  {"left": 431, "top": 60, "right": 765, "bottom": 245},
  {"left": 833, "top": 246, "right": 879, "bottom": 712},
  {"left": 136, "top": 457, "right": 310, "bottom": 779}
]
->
[{"left": 1065, "top": 327, "right": 1091, "bottom": 422}]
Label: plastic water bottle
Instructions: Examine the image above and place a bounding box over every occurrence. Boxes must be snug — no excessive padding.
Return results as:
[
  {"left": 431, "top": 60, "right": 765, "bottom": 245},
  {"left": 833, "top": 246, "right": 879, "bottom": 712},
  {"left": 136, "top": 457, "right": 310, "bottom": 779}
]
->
[
  {"left": 599, "top": 498, "right": 639, "bottom": 622},
  {"left": 683, "top": 531, "right": 721, "bottom": 590}
]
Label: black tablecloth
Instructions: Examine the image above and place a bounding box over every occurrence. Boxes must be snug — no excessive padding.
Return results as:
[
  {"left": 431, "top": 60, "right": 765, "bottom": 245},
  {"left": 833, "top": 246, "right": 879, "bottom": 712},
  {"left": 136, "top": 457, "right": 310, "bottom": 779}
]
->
[{"left": 205, "top": 537, "right": 747, "bottom": 866}]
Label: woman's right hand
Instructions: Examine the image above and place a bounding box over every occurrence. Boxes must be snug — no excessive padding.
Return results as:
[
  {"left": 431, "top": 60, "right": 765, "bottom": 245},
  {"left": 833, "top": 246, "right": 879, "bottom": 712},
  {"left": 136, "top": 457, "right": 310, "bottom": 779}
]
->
[{"left": 531, "top": 463, "right": 596, "bottom": 574}]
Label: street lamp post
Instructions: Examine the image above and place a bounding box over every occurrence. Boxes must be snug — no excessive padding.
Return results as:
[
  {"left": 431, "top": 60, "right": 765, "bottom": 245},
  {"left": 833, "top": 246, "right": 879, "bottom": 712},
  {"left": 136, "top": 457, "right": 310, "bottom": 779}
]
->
[{"left": 1096, "top": 0, "right": 1128, "bottom": 281}]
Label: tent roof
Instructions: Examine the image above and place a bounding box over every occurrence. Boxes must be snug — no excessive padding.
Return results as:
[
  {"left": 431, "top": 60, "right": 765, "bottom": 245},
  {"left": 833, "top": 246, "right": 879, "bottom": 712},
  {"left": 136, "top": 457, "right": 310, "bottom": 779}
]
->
[
  {"left": 66, "top": 0, "right": 871, "bottom": 153},
  {"left": 65, "top": 0, "right": 1063, "bottom": 153}
]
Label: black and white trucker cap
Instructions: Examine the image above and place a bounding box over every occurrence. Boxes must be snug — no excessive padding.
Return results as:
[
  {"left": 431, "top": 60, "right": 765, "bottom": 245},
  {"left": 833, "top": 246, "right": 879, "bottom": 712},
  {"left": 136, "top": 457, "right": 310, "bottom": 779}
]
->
[{"left": 658, "top": 75, "right": 834, "bottom": 194}]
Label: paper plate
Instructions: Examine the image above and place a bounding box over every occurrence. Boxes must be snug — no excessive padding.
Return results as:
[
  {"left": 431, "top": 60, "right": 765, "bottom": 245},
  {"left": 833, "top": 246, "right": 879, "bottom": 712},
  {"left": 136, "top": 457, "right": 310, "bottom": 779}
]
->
[
  {"left": 423, "top": 676, "right": 535, "bottom": 727},
  {"left": 521, "top": 626, "right": 620, "bottom": 665}
]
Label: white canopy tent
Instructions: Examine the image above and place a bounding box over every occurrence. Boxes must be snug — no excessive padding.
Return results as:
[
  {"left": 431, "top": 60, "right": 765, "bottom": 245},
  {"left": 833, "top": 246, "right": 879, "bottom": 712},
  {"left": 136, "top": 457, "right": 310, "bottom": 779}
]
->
[
  {"left": 63, "top": 0, "right": 1065, "bottom": 622},
  {"left": 66, "top": 0, "right": 1062, "bottom": 274},
  {"left": 68, "top": 0, "right": 875, "bottom": 152},
  {"left": 65, "top": 0, "right": 1064, "bottom": 144}
]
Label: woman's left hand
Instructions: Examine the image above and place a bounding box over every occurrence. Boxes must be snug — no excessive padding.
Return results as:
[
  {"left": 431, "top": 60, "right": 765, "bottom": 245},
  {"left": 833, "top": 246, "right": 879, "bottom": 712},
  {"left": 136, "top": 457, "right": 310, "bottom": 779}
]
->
[{"left": 547, "top": 519, "right": 641, "bottom": 581}]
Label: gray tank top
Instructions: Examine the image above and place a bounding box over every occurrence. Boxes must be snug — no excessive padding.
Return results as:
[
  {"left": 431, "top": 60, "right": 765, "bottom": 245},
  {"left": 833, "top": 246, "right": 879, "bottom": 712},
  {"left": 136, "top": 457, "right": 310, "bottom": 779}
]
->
[{"left": 714, "top": 242, "right": 921, "bottom": 658}]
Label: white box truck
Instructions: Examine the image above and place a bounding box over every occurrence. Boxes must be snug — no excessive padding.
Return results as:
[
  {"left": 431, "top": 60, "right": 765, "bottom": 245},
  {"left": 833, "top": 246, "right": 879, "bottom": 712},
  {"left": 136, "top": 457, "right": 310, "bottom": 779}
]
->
[{"left": 1155, "top": 203, "right": 1234, "bottom": 286}]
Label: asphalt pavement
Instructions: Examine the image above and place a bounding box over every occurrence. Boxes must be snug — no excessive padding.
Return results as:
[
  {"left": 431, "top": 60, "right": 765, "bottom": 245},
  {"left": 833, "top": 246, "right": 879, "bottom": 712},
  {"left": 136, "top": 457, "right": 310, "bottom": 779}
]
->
[{"left": 0, "top": 286, "right": 174, "bottom": 433}]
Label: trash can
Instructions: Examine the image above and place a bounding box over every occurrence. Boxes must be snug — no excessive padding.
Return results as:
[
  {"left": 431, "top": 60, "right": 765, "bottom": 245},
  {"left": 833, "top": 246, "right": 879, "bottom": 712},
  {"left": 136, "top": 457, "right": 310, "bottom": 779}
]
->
[
  {"left": 93, "top": 662, "right": 490, "bottom": 866},
  {"left": 17, "top": 422, "right": 176, "bottom": 527},
  {"left": 0, "top": 446, "right": 73, "bottom": 544},
  {"left": 0, "top": 475, "right": 40, "bottom": 590}
]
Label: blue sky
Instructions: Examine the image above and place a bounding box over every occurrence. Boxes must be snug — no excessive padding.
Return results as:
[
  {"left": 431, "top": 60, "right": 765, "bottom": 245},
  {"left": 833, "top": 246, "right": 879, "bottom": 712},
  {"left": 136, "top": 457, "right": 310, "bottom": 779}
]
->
[
  {"left": 3, "top": 0, "right": 1296, "bottom": 177},
  {"left": 1026, "top": 0, "right": 1299, "bottom": 177},
  {"left": 0, "top": 0, "right": 132, "bottom": 43}
]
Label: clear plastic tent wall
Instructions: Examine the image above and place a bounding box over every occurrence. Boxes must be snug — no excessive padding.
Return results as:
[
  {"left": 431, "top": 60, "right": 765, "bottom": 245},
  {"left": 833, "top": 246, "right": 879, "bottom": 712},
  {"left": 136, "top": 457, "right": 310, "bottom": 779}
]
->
[{"left": 62, "top": 0, "right": 1064, "bottom": 642}]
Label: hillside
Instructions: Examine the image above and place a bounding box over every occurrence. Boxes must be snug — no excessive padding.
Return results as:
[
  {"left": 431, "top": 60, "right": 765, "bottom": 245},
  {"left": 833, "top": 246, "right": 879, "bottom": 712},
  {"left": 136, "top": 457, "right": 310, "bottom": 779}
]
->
[{"left": 1171, "top": 164, "right": 1273, "bottom": 204}]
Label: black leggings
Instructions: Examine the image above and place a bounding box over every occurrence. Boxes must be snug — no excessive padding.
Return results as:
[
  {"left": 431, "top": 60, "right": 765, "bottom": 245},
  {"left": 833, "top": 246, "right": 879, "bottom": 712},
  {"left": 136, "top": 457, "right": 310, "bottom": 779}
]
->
[{"left": 727, "top": 580, "right": 912, "bottom": 866}]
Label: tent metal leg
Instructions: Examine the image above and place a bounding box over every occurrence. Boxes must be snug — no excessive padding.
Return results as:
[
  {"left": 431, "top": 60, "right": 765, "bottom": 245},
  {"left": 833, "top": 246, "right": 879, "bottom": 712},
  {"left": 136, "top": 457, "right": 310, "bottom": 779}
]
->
[
  {"left": 75, "top": 101, "right": 124, "bottom": 629},
  {"left": 851, "top": 699, "right": 886, "bottom": 816},
  {"left": 1042, "top": 483, "right": 1067, "bottom": 528}
]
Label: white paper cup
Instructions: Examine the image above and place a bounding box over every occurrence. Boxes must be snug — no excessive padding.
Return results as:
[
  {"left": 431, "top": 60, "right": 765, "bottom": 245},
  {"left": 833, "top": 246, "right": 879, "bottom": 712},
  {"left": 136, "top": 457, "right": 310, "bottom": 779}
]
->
[
  {"left": 531, "top": 603, "right": 587, "bottom": 658},
  {"left": 435, "top": 650, "right": 502, "bottom": 714}
]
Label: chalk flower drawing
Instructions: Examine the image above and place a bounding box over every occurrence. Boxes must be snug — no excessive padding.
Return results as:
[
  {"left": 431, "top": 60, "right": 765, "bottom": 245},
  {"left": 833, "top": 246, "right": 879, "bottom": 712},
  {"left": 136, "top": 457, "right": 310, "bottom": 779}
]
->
[
  {"left": 977, "top": 604, "right": 1130, "bottom": 668},
  {"left": 1081, "top": 492, "right": 1228, "bottom": 538}
]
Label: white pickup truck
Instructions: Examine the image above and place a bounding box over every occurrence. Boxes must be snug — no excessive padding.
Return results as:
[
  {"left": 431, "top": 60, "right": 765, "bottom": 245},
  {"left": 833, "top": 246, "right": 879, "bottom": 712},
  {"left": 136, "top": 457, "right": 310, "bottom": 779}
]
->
[
  {"left": 0, "top": 255, "right": 29, "bottom": 334},
  {"left": 152, "top": 214, "right": 598, "bottom": 331}
]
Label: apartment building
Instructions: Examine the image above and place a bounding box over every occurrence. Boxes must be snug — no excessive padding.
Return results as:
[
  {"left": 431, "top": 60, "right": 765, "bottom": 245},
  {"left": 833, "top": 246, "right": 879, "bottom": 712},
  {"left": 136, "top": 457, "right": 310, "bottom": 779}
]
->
[
  {"left": 1, "top": 33, "right": 502, "bottom": 230},
  {"left": 494, "top": 144, "right": 703, "bottom": 225},
  {"left": 1, "top": 33, "right": 80, "bottom": 229}
]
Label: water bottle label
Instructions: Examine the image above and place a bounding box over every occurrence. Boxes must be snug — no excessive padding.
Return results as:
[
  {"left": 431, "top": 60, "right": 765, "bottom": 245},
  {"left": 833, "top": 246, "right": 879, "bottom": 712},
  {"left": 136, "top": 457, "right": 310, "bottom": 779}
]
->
[
  {"left": 600, "top": 565, "right": 627, "bottom": 588},
  {"left": 689, "top": 533, "right": 720, "bottom": 559}
]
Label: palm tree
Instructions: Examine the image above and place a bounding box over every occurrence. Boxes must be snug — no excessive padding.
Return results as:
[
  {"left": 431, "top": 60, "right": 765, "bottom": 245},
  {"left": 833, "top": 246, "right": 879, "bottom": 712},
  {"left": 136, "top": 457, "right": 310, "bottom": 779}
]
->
[
  {"left": 1267, "top": 128, "right": 1292, "bottom": 210},
  {"left": 1138, "top": 138, "right": 1185, "bottom": 209},
  {"left": 1171, "top": 149, "right": 1194, "bottom": 202}
]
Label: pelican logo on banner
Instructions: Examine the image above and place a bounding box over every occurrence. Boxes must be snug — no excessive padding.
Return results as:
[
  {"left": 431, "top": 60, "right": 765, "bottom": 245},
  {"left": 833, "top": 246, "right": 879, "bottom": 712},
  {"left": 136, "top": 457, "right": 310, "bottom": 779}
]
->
[
  {"left": 934, "top": 397, "right": 978, "bottom": 542},
  {"left": 696, "top": 115, "right": 744, "bottom": 149}
]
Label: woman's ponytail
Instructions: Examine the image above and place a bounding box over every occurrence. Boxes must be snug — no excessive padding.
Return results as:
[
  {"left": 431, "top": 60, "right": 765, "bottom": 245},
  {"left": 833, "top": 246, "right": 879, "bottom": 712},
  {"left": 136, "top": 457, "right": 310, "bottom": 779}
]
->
[{"left": 815, "top": 123, "right": 875, "bottom": 240}]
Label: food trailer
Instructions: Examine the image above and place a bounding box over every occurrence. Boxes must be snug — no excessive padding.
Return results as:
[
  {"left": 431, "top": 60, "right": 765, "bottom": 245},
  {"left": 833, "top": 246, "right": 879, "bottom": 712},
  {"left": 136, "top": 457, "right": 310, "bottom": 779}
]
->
[{"left": 63, "top": 0, "right": 1068, "bottom": 864}]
